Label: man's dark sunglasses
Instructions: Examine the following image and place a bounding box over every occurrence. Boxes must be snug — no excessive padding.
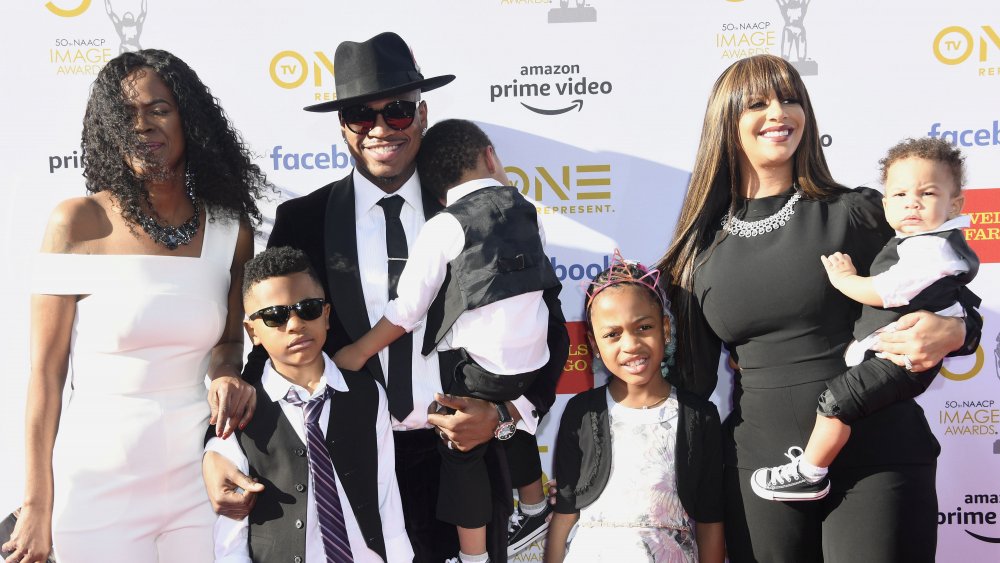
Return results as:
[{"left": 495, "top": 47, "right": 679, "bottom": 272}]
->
[
  {"left": 340, "top": 100, "right": 417, "bottom": 134},
  {"left": 248, "top": 298, "right": 326, "bottom": 327}
]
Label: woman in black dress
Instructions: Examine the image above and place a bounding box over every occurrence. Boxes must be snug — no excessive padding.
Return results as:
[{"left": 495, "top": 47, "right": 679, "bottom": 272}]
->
[{"left": 656, "top": 54, "right": 976, "bottom": 562}]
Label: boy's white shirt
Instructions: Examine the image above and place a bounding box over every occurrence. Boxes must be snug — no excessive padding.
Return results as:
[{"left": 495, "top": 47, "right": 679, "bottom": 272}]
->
[
  {"left": 206, "top": 353, "right": 413, "bottom": 563},
  {"left": 382, "top": 177, "right": 552, "bottom": 432},
  {"left": 872, "top": 215, "right": 972, "bottom": 307}
]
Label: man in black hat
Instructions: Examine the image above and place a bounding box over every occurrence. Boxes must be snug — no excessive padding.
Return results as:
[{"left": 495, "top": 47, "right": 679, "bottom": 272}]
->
[{"left": 202, "top": 32, "right": 567, "bottom": 563}]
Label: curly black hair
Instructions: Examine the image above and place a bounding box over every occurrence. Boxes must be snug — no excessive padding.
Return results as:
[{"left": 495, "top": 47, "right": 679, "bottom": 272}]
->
[
  {"left": 241, "top": 246, "right": 322, "bottom": 299},
  {"left": 82, "top": 49, "right": 269, "bottom": 227},
  {"left": 416, "top": 118, "right": 492, "bottom": 201},
  {"left": 879, "top": 137, "right": 966, "bottom": 193}
]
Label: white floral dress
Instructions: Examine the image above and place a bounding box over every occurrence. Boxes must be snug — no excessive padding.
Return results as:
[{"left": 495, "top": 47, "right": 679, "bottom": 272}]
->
[{"left": 564, "top": 388, "right": 698, "bottom": 563}]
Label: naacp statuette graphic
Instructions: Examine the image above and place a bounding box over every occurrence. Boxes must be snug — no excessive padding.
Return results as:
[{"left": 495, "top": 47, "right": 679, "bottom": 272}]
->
[
  {"left": 106, "top": 0, "right": 147, "bottom": 54},
  {"left": 776, "top": 0, "right": 817, "bottom": 76},
  {"left": 549, "top": 0, "right": 597, "bottom": 24}
]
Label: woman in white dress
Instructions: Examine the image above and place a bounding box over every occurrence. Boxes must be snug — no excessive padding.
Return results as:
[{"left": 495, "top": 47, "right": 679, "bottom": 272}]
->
[{"left": 3, "top": 49, "right": 269, "bottom": 563}]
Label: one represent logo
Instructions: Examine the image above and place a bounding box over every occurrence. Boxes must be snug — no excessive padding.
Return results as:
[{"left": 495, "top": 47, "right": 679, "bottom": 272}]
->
[
  {"left": 268, "top": 50, "right": 338, "bottom": 103},
  {"left": 548, "top": 0, "right": 596, "bottom": 24},
  {"left": 490, "top": 64, "right": 613, "bottom": 116},
  {"left": 776, "top": 0, "right": 817, "bottom": 75},
  {"left": 505, "top": 163, "right": 613, "bottom": 215},
  {"left": 938, "top": 494, "right": 1000, "bottom": 544},
  {"left": 933, "top": 25, "right": 1000, "bottom": 77},
  {"left": 45, "top": 0, "right": 91, "bottom": 17},
  {"left": 105, "top": 0, "right": 147, "bottom": 54}
]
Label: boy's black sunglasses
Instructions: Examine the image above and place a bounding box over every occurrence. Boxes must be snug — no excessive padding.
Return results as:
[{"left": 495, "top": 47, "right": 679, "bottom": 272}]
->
[
  {"left": 340, "top": 100, "right": 417, "bottom": 134},
  {"left": 248, "top": 298, "right": 325, "bottom": 327}
]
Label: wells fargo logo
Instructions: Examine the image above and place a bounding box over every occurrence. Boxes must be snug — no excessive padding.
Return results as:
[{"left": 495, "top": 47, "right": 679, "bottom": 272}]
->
[
  {"left": 269, "top": 50, "right": 337, "bottom": 102},
  {"left": 933, "top": 25, "right": 1000, "bottom": 77},
  {"left": 557, "top": 322, "right": 593, "bottom": 394},
  {"left": 505, "top": 163, "right": 612, "bottom": 215},
  {"left": 45, "top": 0, "right": 91, "bottom": 17},
  {"left": 961, "top": 188, "right": 1000, "bottom": 262}
]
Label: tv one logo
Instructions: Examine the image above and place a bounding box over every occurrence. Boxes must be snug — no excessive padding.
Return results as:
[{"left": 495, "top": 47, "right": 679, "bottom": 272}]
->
[
  {"left": 505, "top": 164, "right": 611, "bottom": 203},
  {"left": 269, "top": 50, "right": 338, "bottom": 101},
  {"left": 933, "top": 25, "right": 1000, "bottom": 71},
  {"left": 45, "top": 0, "right": 90, "bottom": 17}
]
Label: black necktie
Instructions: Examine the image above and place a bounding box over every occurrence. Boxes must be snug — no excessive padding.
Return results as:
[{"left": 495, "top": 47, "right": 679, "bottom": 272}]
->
[{"left": 376, "top": 195, "right": 414, "bottom": 421}]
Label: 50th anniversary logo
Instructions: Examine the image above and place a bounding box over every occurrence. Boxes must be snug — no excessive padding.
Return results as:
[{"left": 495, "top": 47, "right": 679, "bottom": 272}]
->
[{"left": 45, "top": 0, "right": 148, "bottom": 76}]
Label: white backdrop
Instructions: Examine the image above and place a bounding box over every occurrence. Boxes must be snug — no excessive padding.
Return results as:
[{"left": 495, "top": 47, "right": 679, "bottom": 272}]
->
[{"left": 1, "top": 1, "right": 998, "bottom": 561}]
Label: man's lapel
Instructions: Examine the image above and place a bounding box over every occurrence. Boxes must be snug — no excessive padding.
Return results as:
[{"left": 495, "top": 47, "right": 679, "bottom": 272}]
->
[{"left": 323, "top": 174, "right": 387, "bottom": 387}]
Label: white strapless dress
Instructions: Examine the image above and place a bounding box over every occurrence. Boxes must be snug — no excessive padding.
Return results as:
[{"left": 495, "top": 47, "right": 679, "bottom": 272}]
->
[{"left": 32, "top": 215, "right": 238, "bottom": 563}]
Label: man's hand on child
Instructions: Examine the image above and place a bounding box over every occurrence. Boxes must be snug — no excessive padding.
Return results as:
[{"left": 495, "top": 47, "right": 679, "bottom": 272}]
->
[
  {"left": 332, "top": 344, "right": 367, "bottom": 372},
  {"left": 427, "top": 393, "right": 498, "bottom": 452},
  {"left": 202, "top": 451, "right": 264, "bottom": 520}
]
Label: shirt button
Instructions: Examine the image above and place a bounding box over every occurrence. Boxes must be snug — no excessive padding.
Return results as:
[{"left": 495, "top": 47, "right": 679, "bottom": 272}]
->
[
  {"left": 295, "top": 519, "right": 304, "bottom": 529},
  {"left": 294, "top": 557, "right": 303, "bottom": 563},
  {"left": 295, "top": 483, "right": 306, "bottom": 492},
  {"left": 294, "top": 448, "right": 305, "bottom": 456}
]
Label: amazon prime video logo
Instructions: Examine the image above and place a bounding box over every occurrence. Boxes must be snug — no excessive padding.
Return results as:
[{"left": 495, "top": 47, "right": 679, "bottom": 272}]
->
[
  {"left": 549, "top": 0, "right": 596, "bottom": 24},
  {"left": 489, "top": 63, "right": 612, "bottom": 116}
]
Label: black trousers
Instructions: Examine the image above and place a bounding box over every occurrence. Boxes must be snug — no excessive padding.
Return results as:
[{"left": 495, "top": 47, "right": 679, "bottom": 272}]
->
[
  {"left": 437, "top": 351, "right": 541, "bottom": 528},
  {"left": 503, "top": 430, "right": 543, "bottom": 489},
  {"left": 724, "top": 462, "right": 938, "bottom": 563},
  {"left": 394, "top": 428, "right": 459, "bottom": 563}
]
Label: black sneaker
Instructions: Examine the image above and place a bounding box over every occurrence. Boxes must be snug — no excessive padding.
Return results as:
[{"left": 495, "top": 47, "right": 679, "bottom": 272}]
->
[
  {"left": 750, "top": 446, "right": 831, "bottom": 502},
  {"left": 507, "top": 504, "right": 550, "bottom": 556}
]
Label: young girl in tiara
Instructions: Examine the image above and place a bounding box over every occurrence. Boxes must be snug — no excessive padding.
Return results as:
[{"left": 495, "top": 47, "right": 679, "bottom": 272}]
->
[{"left": 546, "top": 252, "right": 725, "bottom": 563}]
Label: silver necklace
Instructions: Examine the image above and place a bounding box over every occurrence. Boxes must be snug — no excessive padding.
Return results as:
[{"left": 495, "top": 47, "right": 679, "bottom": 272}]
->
[
  {"left": 721, "top": 191, "right": 801, "bottom": 238},
  {"left": 136, "top": 174, "right": 200, "bottom": 250}
]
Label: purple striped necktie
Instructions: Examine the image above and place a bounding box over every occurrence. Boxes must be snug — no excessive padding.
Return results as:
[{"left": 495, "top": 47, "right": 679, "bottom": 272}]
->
[{"left": 284, "top": 386, "right": 354, "bottom": 562}]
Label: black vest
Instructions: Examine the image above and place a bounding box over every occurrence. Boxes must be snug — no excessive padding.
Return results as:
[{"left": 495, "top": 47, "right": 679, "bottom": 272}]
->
[
  {"left": 235, "top": 374, "right": 387, "bottom": 562},
  {"left": 422, "top": 185, "right": 562, "bottom": 355},
  {"left": 854, "top": 228, "right": 980, "bottom": 339}
]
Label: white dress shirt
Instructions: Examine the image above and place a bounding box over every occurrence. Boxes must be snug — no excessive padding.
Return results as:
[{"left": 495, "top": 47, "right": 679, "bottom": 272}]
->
[
  {"left": 873, "top": 215, "right": 972, "bottom": 307},
  {"left": 384, "top": 178, "right": 550, "bottom": 376},
  {"left": 207, "top": 354, "right": 413, "bottom": 563},
  {"left": 845, "top": 215, "right": 971, "bottom": 366},
  {"left": 354, "top": 172, "right": 541, "bottom": 433}
]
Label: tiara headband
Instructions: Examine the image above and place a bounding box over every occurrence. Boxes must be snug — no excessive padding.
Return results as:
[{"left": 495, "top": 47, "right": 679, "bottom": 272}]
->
[{"left": 585, "top": 249, "right": 666, "bottom": 311}]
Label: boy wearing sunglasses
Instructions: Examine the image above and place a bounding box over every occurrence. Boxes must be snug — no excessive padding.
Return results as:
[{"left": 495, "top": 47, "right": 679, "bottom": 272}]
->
[
  {"left": 334, "top": 119, "right": 566, "bottom": 563},
  {"left": 207, "top": 246, "right": 412, "bottom": 563}
]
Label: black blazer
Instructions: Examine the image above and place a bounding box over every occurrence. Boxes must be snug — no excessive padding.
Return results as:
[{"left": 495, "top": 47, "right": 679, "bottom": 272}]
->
[
  {"left": 553, "top": 384, "right": 724, "bottom": 523},
  {"left": 244, "top": 172, "right": 568, "bottom": 418}
]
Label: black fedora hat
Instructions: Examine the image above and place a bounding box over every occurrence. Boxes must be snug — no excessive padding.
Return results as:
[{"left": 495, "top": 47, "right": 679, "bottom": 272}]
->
[{"left": 303, "top": 32, "right": 455, "bottom": 113}]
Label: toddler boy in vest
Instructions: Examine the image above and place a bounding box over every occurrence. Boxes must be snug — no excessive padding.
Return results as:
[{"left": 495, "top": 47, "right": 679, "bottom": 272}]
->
[
  {"left": 334, "top": 119, "right": 565, "bottom": 563},
  {"left": 208, "top": 246, "right": 412, "bottom": 562}
]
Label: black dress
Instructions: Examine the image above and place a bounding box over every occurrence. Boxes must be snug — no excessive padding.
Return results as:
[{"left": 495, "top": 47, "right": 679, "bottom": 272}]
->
[{"left": 687, "top": 187, "right": 939, "bottom": 563}]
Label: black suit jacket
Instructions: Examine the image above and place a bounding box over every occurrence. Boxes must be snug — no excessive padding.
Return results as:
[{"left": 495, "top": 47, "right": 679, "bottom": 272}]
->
[{"left": 244, "top": 172, "right": 568, "bottom": 418}]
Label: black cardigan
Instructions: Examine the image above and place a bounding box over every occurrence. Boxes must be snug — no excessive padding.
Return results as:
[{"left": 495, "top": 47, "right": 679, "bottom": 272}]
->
[{"left": 553, "top": 384, "right": 724, "bottom": 523}]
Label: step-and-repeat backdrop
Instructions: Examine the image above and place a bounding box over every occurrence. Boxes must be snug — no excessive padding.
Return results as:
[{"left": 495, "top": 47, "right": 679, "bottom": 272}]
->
[{"left": 1, "top": 1, "right": 997, "bottom": 560}]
